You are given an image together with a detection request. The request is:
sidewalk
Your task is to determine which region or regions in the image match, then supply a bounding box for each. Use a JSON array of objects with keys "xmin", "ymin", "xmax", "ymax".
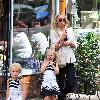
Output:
[
  {"xmin": 29, "ymin": 92, "xmax": 100, "ymax": 100},
  {"xmin": 66, "ymin": 93, "xmax": 100, "ymax": 100}
]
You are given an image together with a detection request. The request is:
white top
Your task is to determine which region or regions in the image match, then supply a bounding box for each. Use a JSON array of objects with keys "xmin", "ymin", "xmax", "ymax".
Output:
[
  {"xmin": 50, "ymin": 27, "xmax": 77, "ymax": 63},
  {"xmin": 7, "ymin": 78, "xmax": 22, "ymax": 100},
  {"xmin": 13, "ymin": 32, "xmax": 32, "ymax": 58},
  {"xmin": 41, "ymin": 64, "xmax": 60, "ymax": 92},
  {"xmin": 43, "ymin": 64, "xmax": 56, "ymax": 82}
]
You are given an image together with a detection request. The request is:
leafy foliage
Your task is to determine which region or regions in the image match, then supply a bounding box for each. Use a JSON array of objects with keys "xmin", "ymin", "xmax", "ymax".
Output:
[{"xmin": 75, "ymin": 32, "xmax": 99, "ymax": 81}]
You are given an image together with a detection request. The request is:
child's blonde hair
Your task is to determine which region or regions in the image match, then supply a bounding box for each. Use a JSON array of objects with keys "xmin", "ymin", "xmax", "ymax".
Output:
[
  {"xmin": 45, "ymin": 49, "xmax": 57, "ymax": 61},
  {"xmin": 9, "ymin": 62, "xmax": 22, "ymax": 73}
]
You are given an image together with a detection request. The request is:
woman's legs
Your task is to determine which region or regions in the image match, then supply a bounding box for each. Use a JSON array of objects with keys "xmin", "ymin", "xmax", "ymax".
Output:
[
  {"xmin": 57, "ymin": 64, "xmax": 76, "ymax": 100},
  {"xmin": 62, "ymin": 63, "xmax": 76, "ymax": 97},
  {"xmin": 56, "ymin": 67, "xmax": 66, "ymax": 100}
]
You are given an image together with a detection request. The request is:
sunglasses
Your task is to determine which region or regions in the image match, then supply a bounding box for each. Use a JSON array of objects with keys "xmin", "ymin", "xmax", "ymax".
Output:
[{"xmin": 58, "ymin": 18, "xmax": 66, "ymax": 22}]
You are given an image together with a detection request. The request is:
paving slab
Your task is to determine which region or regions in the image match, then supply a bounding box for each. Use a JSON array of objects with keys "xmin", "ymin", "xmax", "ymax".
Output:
[{"xmin": 29, "ymin": 92, "xmax": 100, "ymax": 100}]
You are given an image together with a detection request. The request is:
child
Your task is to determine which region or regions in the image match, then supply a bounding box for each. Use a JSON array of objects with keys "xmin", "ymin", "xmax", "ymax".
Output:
[
  {"xmin": 6, "ymin": 63, "xmax": 27, "ymax": 100},
  {"xmin": 40, "ymin": 49, "xmax": 60, "ymax": 100}
]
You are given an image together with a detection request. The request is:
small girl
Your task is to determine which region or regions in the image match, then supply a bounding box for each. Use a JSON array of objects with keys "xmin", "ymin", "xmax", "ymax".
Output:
[
  {"xmin": 40, "ymin": 49, "xmax": 60, "ymax": 100},
  {"xmin": 6, "ymin": 63, "xmax": 27, "ymax": 100}
]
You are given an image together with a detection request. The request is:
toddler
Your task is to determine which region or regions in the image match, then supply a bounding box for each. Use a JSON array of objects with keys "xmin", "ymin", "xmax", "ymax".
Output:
[{"xmin": 6, "ymin": 63, "xmax": 27, "ymax": 100}]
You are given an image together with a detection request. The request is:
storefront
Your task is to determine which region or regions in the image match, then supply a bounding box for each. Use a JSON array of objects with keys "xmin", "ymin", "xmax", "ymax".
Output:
[
  {"xmin": 0, "ymin": 0, "xmax": 11, "ymax": 98},
  {"xmin": 0, "ymin": 0, "xmax": 99, "ymax": 99},
  {"xmin": 0, "ymin": 0, "xmax": 49, "ymax": 98}
]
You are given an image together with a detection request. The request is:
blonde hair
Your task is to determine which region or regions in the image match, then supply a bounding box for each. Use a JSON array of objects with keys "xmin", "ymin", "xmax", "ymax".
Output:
[
  {"xmin": 9, "ymin": 62, "xmax": 22, "ymax": 73},
  {"xmin": 54, "ymin": 13, "xmax": 70, "ymax": 29},
  {"xmin": 45, "ymin": 49, "xmax": 57, "ymax": 61}
]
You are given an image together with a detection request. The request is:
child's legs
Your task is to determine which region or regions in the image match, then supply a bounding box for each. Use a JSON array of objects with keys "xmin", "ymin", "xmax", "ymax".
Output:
[
  {"xmin": 44, "ymin": 95, "xmax": 56, "ymax": 100},
  {"xmin": 44, "ymin": 96, "xmax": 50, "ymax": 100},
  {"xmin": 50, "ymin": 95, "xmax": 56, "ymax": 100},
  {"xmin": 55, "ymin": 95, "xmax": 58, "ymax": 100}
]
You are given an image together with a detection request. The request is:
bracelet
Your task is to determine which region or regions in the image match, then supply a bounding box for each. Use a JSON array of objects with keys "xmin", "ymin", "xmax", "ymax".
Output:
[
  {"xmin": 70, "ymin": 42, "xmax": 72, "ymax": 46},
  {"xmin": 62, "ymin": 42, "xmax": 64, "ymax": 45},
  {"xmin": 59, "ymin": 43, "xmax": 63, "ymax": 47},
  {"xmin": 59, "ymin": 43, "xmax": 61, "ymax": 46}
]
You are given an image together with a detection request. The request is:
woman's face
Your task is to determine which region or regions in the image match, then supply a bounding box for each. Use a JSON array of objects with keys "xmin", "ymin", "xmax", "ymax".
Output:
[{"xmin": 56, "ymin": 15, "xmax": 66, "ymax": 27}]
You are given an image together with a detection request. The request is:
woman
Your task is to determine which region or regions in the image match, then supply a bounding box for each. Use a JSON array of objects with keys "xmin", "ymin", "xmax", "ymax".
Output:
[{"xmin": 50, "ymin": 13, "xmax": 77, "ymax": 100}]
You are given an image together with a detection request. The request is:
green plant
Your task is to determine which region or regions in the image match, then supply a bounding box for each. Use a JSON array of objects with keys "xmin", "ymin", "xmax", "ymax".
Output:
[{"xmin": 75, "ymin": 32, "xmax": 99, "ymax": 94}]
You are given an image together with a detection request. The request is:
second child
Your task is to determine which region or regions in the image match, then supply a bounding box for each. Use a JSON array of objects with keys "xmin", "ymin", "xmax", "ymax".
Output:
[{"xmin": 40, "ymin": 49, "xmax": 60, "ymax": 100}]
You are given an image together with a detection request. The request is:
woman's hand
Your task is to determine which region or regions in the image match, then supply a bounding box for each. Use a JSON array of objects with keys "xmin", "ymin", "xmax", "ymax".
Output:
[
  {"xmin": 55, "ymin": 42, "xmax": 63, "ymax": 51},
  {"xmin": 63, "ymin": 41, "xmax": 75, "ymax": 47},
  {"xmin": 59, "ymin": 31, "xmax": 67, "ymax": 43}
]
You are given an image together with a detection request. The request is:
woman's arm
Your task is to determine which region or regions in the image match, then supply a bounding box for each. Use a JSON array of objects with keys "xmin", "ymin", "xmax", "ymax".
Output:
[
  {"xmin": 20, "ymin": 79, "xmax": 28, "ymax": 100},
  {"xmin": 59, "ymin": 31, "xmax": 67, "ymax": 43},
  {"xmin": 50, "ymin": 30, "xmax": 62, "ymax": 51},
  {"xmin": 6, "ymin": 80, "xmax": 9, "ymax": 100},
  {"xmin": 63, "ymin": 41, "xmax": 76, "ymax": 48},
  {"xmin": 55, "ymin": 42, "xmax": 63, "ymax": 51},
  {"xmin": 55, "ymin": 30, "xmax": 67, "ymax": 50}
]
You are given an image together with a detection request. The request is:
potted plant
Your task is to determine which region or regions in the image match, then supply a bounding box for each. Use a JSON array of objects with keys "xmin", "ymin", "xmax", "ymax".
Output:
[{"xmin": 75, "ymin": 32, "xmax": 99, "ymax": 95}]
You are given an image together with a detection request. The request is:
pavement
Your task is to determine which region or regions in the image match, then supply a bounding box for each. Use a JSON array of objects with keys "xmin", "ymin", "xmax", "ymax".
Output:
[
  {"xmin": 2, "ymin": 92, "xmax": 100, "ymax": 100},
  {"xmin": 66, "ymin": 93, "xmax": 100, "ymax": 100},
  {"xmin": 29, "ymin": 92, "xmax": 100, "ymax": 100}
]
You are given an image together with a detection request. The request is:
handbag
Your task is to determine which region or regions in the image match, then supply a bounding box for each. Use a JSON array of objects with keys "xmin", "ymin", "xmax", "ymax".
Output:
[
  {"xmin": 56, "ymin": 48, "xmax": 66, "ymax": 68},
  {"xmin": 50, "ymin": 30, "xmax": 67, "ymax": 67}
]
